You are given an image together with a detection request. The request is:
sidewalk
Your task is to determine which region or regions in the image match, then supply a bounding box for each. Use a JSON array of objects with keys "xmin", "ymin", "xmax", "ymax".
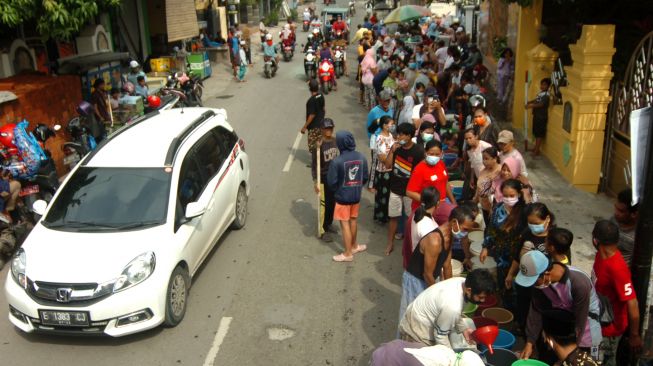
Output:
[{"xmin": 496, "ymin": 119, "xmax": 612, "ymax": 274}]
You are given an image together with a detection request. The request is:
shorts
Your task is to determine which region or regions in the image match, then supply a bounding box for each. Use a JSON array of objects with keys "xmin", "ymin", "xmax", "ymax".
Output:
[
  {"xmin": 388, "ymin": 192, "xmax": 412, "ymax": 218},
  {"xmin": 532, "ymin": 116, "xmax": 548, "ymax": 138},
  {"xmin": 334, "ymin": 202, "xmax": 360, "ymax": 221}
]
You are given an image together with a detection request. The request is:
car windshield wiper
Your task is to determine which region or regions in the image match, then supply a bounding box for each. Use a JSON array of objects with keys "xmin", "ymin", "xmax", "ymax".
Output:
[
  {"xmin": 42, "ymin": 220, "xmax": 122, "ymax": 229},
  {"xmin": 113, "ymin": 221, "xmax": 163, "ymax": 230}
]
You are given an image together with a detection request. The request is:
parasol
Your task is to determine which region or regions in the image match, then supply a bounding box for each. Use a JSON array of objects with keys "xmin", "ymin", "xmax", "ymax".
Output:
[{"xmin": 383, "ymin": 5, "xmax": 431, "ymax": 24}]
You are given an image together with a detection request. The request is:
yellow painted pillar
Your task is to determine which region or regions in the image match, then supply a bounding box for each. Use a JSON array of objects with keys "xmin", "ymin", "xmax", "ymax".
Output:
[
  {"xmin": 524, "ymin": 43, "xmax": 557, "ymax": 143},
  {"xmin": 511, "ymin": 0, "xmax": 543, "ymax": 129},
  {"xmin": 544, "ymin": 25, "xmax": 616, "ymax": 193}
]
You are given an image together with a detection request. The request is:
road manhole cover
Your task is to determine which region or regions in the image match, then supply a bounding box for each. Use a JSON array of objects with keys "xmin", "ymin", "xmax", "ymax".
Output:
[
  {"xmin": 267, "ymin": 325, "xmax": 295, "ymax": 341},
  {"xmin": 215, "ymin": 95, "xmax": 234, "ymax": 99}
]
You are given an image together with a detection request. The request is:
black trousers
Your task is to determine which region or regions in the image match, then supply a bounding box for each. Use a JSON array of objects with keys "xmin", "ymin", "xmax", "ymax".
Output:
[{"xmin": 322, "ymin": 180, "xmax": 335, "ymax": 230}]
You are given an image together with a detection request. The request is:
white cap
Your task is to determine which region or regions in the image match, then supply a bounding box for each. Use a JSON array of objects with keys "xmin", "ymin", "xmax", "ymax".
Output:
[
  {"xmin": 129, "ymin": 60, "xmax": 139, "ymax": 68},
  {"xmin": 265, "ymin": 33, "xmax": 272, "ymax": 40}
]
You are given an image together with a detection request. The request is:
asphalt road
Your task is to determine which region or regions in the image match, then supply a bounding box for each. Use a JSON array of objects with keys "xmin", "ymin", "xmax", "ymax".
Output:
[{"xmin": 0, "ymin": 2, "xmax": 401, "ymax": 365}]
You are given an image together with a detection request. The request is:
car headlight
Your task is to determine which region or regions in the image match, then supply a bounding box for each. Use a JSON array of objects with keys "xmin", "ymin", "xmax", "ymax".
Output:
[
  {"xmin": 11, "ymin": 248, "xmax": 27, "ymax": 289},
  {"xmin": 113, "ymin": 252, "xmax": 156, "ymax": 293}
]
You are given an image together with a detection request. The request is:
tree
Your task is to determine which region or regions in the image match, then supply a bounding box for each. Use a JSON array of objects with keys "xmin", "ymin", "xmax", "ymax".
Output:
[{"xmin": 0, "ymin": 0, "xmax": 121, "ymax": 40}]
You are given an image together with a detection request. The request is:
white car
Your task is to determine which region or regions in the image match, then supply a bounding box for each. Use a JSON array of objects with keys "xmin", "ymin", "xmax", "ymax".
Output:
[{"xmin": 5, "ymin": 108, "xmax": 249, "ymax": 337}]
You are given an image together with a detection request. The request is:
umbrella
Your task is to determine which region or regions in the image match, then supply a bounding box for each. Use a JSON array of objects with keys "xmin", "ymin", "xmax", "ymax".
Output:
[
  {"xmin": 383, "ymin": 5, "xmax": 431, "ymax": 24},
  {"xmin": 352, "ymin": 27, "xmax": 370, "ymax": 42}
]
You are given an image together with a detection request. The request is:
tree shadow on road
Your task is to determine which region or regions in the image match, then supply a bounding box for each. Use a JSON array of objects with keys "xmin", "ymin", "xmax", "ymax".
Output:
[{"xmin": 357, "ymin": 277, "xmax": 401, "ymax": 366}]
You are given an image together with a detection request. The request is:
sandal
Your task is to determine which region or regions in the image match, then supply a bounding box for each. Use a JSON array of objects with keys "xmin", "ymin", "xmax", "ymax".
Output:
[
  {"xmin": 352, "ymin": 244, "xmax": 367, "ymax": 254},
  {"xmin": 333, "ymin": 253, "xmax": 354, "ymax": 262}
]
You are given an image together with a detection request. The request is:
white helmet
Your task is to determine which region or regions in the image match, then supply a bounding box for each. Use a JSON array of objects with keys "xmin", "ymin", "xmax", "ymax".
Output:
[
  {"xmin": 308, "ymin": 33, "xmax": 314, "ymax": 39},
  {"xmin": 129, "ymin": 60, "xmax": 139, "ymax": 69},
  {"xmin": 313, "ymin": 28, "xmax": 319, "ymax": 34},
  {"xmin": 265, "ymin": 33, "xmax": 273, "ymax": 40}
]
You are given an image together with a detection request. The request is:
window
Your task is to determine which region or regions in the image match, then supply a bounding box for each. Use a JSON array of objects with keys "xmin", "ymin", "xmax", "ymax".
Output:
[
  {"xmin": 177, "ymin": 153, "xmax": 206, "ymax": 209},
  {"xmin": 195, "ymin": 131, "xmax": 225, "ymax": 179}
]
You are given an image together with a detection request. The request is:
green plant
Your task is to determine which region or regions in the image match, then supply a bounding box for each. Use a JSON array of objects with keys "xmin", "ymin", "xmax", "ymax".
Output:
[
  {"xmin": 264, "ymin": 11, "xmax": 279, "ymax": 26},
  {"xmin": 492, "ymin": 36, "xmax": 508, "ymax": 60},
  {"xmin": 0, "ymin": 0, "xmax": 121, "ymax": 40},
  {"xmin": 289, "ymin": 9, "xmax": 298, "ymax": 22}
]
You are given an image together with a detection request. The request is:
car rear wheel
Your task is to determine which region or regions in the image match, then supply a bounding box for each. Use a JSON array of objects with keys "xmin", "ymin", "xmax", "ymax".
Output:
[
  {"xmin": 164, "ymin": 266, "xmax": 189, "ymax": 327},
  {"xmin": 231, "ymin": 185, "xmax": 247, "ymax": 230}
]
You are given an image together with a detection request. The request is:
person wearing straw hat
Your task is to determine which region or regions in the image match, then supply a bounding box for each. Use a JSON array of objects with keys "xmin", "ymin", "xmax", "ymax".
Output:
[{"xmin": 515, "ymin": 250, "xmax": 602, "ymax": 363}]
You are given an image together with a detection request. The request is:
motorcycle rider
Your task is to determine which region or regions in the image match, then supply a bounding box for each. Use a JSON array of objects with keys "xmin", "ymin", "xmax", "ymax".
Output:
[
  {"xmin": 280, "ymin": 24, "xmax": 296, "ymax": 51},
  {"xmin": 304, "ymin": 33, "xmax": 320, "ymax": 53},
  {"xmin": 263, "ymin": 33, "xmax": 280, "ymax": 72},
  {"xmin": 126, "ymin": 60, "xmax": 146, "ymax": 86},
  {"xmin": 333, "ymin": 45, "xmax": 349, "ymax": 77},
  {"xmin": 303, "ymin": 8, "xmax": 312, "ymax": 23},
  {"xmin": 332, "ymin": 15, "xmax": 348, "ymax": 41},
  {"xmin": 318, "ymin": 41, "xmax": 337, "ymax": 91}
]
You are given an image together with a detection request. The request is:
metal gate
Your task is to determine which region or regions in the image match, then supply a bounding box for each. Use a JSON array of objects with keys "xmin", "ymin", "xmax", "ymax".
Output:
[{"xmin": 601, "ymin": 31, "xmax": 653, "ymax": 195}]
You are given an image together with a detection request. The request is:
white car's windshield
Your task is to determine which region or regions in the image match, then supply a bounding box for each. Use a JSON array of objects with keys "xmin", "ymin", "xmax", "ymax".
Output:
[{"xmin": 42, "ymin": 167, "xmax": 171, "ymax": 231}]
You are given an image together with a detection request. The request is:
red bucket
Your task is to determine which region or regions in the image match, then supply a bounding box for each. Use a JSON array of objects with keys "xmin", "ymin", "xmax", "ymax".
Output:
[
  {"xmin": 476, "ymin": 293, "xmax": 498, "ymax": 315},
  {"xmin": 473, "ymin": 316, "xmax": 498, "ymax": 328}
]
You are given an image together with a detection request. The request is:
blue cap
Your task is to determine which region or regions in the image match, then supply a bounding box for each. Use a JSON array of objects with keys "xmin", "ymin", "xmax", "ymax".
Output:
[{"xmin": 514, "ymin": 250, "xmax": 550, "ymax": 287}]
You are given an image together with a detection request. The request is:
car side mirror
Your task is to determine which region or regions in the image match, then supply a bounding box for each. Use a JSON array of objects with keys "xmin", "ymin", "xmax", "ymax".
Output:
[
  {"xmin": 33, "ymin": 200, "xmax": 48, "ymax": 216},
  {"xmin": 185, "ymin": 201, "xmax": 206, "ymax": 219}
]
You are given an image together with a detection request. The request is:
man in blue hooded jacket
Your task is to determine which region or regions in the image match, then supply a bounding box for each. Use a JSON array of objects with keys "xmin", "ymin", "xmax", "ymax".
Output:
[{"xmin": 327, "ymin": 131, "xmax": 369, "ymax": 262}]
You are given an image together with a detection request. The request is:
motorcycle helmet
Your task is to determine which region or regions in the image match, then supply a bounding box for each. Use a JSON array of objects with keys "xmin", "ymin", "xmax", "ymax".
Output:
[
  {"xmin": 265, "ymin": 33, "xmax": 273, "ymax": 40},
  {"xmin": 33, "ymin": 124, "xmax": 55, "ymax": 143},
  {"xmin": 175, "ymin": 72, "xmax": 190, "ymax": 85},
  {"xmin": 313, "ymin": 28, "xmax": 319, "ymax": 35},
  {"xmin": 469, "ymin": 94, "xmax": 486, "ymax": 109},
  {"xmin": 0, "ymin": 124, "xmax": 16, "ymax": 148},
  {"xmin": 122, "ymin": 82, "xmax": 135, "ymax": 95},
  {"xmin": 308, "ymin": 33, "xmax": 314, "ymax": 40},
  {"xmin": 76, "ymin": 100, "xmax": 94, "ymax": 116},
  {"xmin": 129, "ymin": 60, "xmax": 140, "ymax": 69},
  {"xmin": 147, "ymin": 95, "xmax": 161, "ymax": 108}
]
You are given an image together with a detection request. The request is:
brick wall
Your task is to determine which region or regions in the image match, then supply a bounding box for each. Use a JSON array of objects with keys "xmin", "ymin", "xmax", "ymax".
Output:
[{"xmin": 0, "ymin": 74, "xmax": 83, "ymax": 175}]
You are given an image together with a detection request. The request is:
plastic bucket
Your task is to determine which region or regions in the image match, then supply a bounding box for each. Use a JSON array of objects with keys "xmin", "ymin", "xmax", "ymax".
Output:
[
  {"xmin": 511, "ymin": 360, "xmax": 549, "ymax": 366},
  {"xmin": 452, "ymin": 259, "xmax": 463, "ymax": 276},
  {"xmin": 469, "ymin": 231, "xmax": 483, "ymax": 256},
  {"xmin": 476, "ymin": 294, "xmax": 498, "ymax": 315},
  {"xmin": 450, "ymin": 180, "xmax": 464, "ymax": 200},
  {"xmin": 483, "ymin": 348, "xmax": 518, "ymax": 366},
  {"xmin": 478, "ymin": 329, "xmax": 516, "ymax": 351},
  {"xmin": 482, "ymin": 308, "xmax": 514, "ymax": 328},
  {"xmin": 443, "ymin": 153, "xmax": 458, "ymax": 167},
  {"xmin": 471, "ymin": 255, "xmax": 497, "ymax": 276},
  {"xmin": 463, "ymin": 302, "xmax": 478, "ymax": 317},
  {"xmin": 473, "ymin": 316, "xmax": 498, "ymax": 328}
]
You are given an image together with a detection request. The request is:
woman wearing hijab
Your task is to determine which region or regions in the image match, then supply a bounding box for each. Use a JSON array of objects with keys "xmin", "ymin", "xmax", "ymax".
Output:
[
  {"xmin": 361, "ymin": 48, "xmax": 378, "ymax": 110},
  {"xmin": 492, "ymin": 156, "xmax": 534, "ymax": 204}
]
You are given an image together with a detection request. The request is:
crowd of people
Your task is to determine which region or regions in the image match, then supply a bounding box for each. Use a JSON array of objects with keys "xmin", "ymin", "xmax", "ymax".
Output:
[{"xmin": 298, "ymin": 10, "xmax": 644, "ymax": 366}]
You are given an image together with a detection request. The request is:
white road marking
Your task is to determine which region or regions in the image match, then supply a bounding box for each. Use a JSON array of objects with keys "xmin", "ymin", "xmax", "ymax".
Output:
[
  {"xmin": 203, "ymin": 316, "xmax": 233, "ymax": 366},
  {"xmin": 282, "ymin": 132, "xmax": 303, "ymax": 172}
]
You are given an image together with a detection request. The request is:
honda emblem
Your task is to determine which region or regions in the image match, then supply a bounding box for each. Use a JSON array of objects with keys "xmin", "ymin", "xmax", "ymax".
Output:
[{"xmin": 56, "ymin": 288, "xmax": 73, "ymax": 303}]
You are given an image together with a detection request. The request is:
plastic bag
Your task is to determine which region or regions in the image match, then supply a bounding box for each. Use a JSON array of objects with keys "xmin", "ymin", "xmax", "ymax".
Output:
[{"xmin": 6, "ymin": 121, "xmax": 46, "ymax": 179}]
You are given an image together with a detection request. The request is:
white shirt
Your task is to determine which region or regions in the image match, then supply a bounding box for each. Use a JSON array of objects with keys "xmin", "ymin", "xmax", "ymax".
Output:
[
  {"xmin": 398, "ymin": 95, "xmax": 417, "ymax": 125},
  {"xmin": 435, "ymin": 47, "xmax": 448, "ymax": 69},
  {"xmin": 443, "ymin": 55, "xmax": 455, "ymax": 70},
  {"xmin": 411, "ymin": 215, "xmax": 439, "ymax": 253},
  {"xmin": 399, "ymin": 277, "xmax": 469, "ymax": 346},
  {"xmin": 468, "ymin": 140, "xmax": 492, "ymax": 179},
  {"xmin": 499, "ymin": 148, "xmax": 528, "ymax": 177}
]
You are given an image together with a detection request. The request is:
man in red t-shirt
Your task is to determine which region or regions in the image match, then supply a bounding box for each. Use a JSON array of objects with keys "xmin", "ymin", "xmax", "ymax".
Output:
[
  {"xmin": 592, "ymin": 220, "xmax": 642, "ymax": 366},
  {"xmin": 406, "ymin": 140, "xmax": 456, "ymax": 211}
]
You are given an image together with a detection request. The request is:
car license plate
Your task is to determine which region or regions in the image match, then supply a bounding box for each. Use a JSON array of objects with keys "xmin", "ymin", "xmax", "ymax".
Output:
[
  {"xmin": 19, "ymin": 184, "xmax": 39, "ymax": 197},
  {"xmin": 39, "ymin": 310, "xmax": 90, "ymax": 327},
  {"xmin": 63, "ymin": 154, "xmax": 80, "ymax": 166}
]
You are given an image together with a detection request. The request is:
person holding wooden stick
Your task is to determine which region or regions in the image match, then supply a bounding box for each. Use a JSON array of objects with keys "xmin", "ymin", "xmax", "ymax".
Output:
[{"xmin": 312, "ymin": 118, "xmax": 339, "ymax": 242}]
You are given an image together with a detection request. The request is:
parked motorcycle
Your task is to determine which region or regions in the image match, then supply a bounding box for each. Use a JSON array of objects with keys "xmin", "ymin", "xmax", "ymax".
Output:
[
  {"xmin": 174, "ymin": 71, "xmax": 203, "ymax": 107},
  {"xmin": 334, "ymin": 47, "xmax": 345, "ymax": 78},
  {"xmin": 318, "ymin": 60, "xmax": 334, "ymax": 94},
  {"xmin": 263, "ymin": 56, "xmax": 278, "ymax": 78},
  {"xmin": 304, "ymin": 48, "xmax": 317, "ymax": 79},
  {"xmin": 348, "ymin": 0, "xmax": 356, "ymax": 16},
  {"xmin": 60, "ymin": 102, "xmax": 98, "ymax": 171},
  {"xmin": 282, "ymin": 39, "xmax": 294, "ymax": 62}
]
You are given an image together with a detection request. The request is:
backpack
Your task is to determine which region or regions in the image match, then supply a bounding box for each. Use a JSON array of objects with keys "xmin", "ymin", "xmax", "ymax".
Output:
[{"xmin": 568, "ymin": 267, "xmax": 614, "ymax": 326}]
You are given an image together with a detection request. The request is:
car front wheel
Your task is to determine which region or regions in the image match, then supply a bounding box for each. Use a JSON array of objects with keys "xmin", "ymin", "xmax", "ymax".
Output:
[
  {"xmin": 231, "ymin": 185, "xmax": 247, "ymax": 230},
  {"xmin": 164, "ymin": 266, "xmax": 189, "ymax": 327}
]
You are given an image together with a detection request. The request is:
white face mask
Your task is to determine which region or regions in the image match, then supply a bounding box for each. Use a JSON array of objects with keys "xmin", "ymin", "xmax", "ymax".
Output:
[{"xmin": 502, "ymin": 196, "xmax": 519, "ymax": 207}]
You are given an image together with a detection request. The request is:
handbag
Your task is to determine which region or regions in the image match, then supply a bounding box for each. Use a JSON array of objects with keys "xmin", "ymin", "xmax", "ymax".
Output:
[{"xmin": 595, "ymin": 293, "xmax": 615, "ymax": 326}]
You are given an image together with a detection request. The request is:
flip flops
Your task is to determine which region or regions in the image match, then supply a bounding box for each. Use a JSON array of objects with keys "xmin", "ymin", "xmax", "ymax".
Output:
[
  {"xmin": 352, "ymin": 244, "xmax": 367, "ymax": 254},
  {"xmin": 333, "ymin": 253, "xmax": 354, "ymax": 262}
]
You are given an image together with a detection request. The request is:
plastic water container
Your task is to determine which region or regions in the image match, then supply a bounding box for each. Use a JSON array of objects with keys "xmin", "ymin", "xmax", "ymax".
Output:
[
  {"xmin": 476, "ymin": 293, "xmax": 498, "ymax": 315},
  {"xmin": 462, "ymin": 302, "xmax": 478, "ymax": 317},
  {"xmin": 478, "ymin": 329, "xmax": 516, "ymax": 351},
  {"xmin": 450, "ymin": 180, "xmax": 464, "ymax": 200},
  {"xmin": 471, "ymin": 255, "xmax": 497, "ymax": 276},
  {"xmin": 469, "ymin": 231, "xmax": 483, "ymax": 256},
  {"xmin": 482, "ymin": 308, "xmax": 514, "ymax": 329},
  {"xmin": 473, "ymin": 316, "xmax": 498, "ymax": 328},
  {"xmin": 443, "ymin": 153, "xmax": 458, "ymax": 167},
  {"xmin": 483, "ymin": 348, "xmax": 518, "ymax": 366},
  {"xmin": 451, "ymin": 259, "xmax": 463, "ymax": 277}
]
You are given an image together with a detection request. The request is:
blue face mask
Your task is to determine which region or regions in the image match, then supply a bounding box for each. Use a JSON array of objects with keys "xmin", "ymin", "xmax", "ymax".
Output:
[
  {"xmin": 398, "ymin": 139, "xmax": 407, "ymax": 146},
  {"xmin": 529, "ymin": 221, "xmax": 548, "ymax": 235},
  {"xmin": 422, "ymin": 133, "xmax": 434, "ymax": 142},
  {"xmin": 408, "ymin": 62, "xmax": 417, "ymax": 69},
  {"xmin": 452, "ymin": 220, "xmax": 468, "ymax": 240},
  {"xmin": 425, "ymin": 155, "xmax": 440, "ymax": 166}
]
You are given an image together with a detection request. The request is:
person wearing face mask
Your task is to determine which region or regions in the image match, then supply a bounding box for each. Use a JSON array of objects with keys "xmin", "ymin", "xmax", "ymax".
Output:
[
  {"xmin": 506, "ymin": 202, "xmax": 556, "ymax": 332},
  {"xmin": 262, "ymin": 33, "xmax": 280, "ymax": 72},
  {"xmin": 377, "ymin": 52, "xmax": 392, "ymax": 71},
  {"xmin": 406, "ymin": 140, "xmax": 457, "ymax": 211},
  {"xmin": 463, "ymin": 128, "xmax": 492, "ymax": 199},
  {"xmin": 415, "ymin": 120, "xmax": 439, "ymax": 147},
  {"xmin": 479, "ymin": 179, "xmax": 527, "ymax": 312},
  {"xmin": 497, "ymin": 130, "xmax": 528, "ymax": 177},
  {"xmin": 492, "ymin": 156, "xmax": 534, "ymax": 204},
  {"xmin": 472, "ymin": 106, "xmax": 500, "ymax": 147},
  {"xmin": 372, "ymin": 116, "xmax": 396, "ymax": 224},
  {"xmin": 385, "ymin": 123, "xmax": 424, "ymax": 256},
  {"xmin": 398, "ymin": 82, "xmax": 425, "ymax": 125},
  {"xmin": 398, "ymin": 268, "xmax": 495, "ymax": 347},
  {"xmin": 473, "ymin": 146, "xmax": 502, "ymax": 222},
  {"xmin": 541, "ymin": 310, "xmax": 599, "ymax": 366},
  {"xmin": 516, "ymin": 250, "xmax": 603, "ymax": 363}
]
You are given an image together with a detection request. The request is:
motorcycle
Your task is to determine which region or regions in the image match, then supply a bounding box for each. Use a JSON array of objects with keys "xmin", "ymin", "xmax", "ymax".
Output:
[
  {"xmin": 282, "ymin": 39, "xmax": 294, "ymax": 62},
  {"xmin": 304, "ymin": 48, "xmax": 317, "ymax": 79},
  {"xmin": 302, "ymin": 19, "xmax": 310, "ymax": 32},
  {"xmin": 318, "ymin": 60, "xmax": 334, "ymax": 94},
  {"xmin": 263, "ymin": 55, "xmax": 278, "ymax": 78},
  {"xmin": 60, "ymin": 104, "xmax": 98, "ymax": 172},
  {"xmin": 334, "ymin": 47, "xmax": 345, "ymax": 78},
  {"xmin": 174, "ymin": 71, "xmax": 203, "ymax": 107},
  {"xmin": 348, "ymin": 0, "xmax": 356, "ymax": 16}
]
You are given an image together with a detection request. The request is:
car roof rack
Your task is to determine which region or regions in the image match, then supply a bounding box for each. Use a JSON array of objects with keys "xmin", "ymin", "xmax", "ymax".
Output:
[
  {"xmin": 164, "ymin": 110, "xmax": 216, "ymax": 166},
  {"xmin": 81, "ymin": 110, "xmax": 160, "ymax": 166}
]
